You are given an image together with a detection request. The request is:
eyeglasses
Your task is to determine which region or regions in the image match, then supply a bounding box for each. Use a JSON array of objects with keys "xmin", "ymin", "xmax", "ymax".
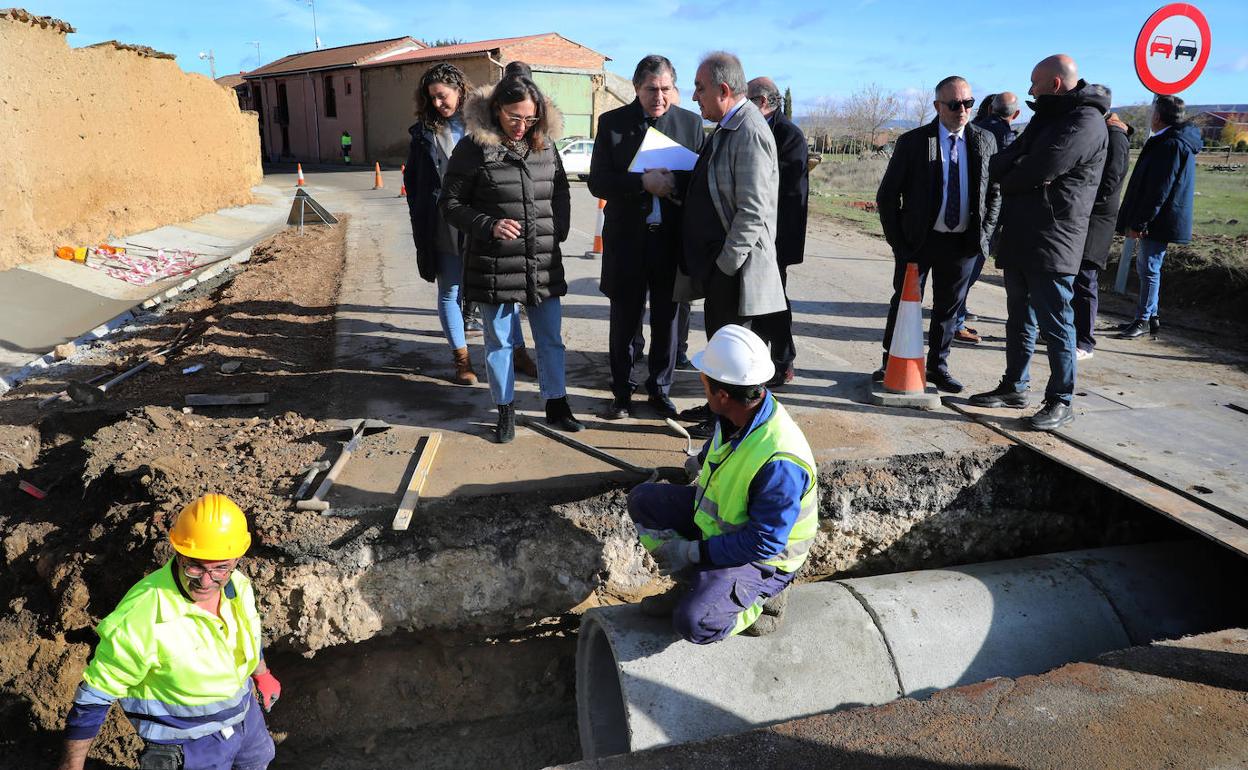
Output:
[
  {"xmin": 937, "ymin": 98, "xmax": 976, "ymax": 112},
  {"xmin": 181, "ymin": 559, "xmax": 233, "ymax": 581},
  {"xmin": 501, "ymin": 111, "xmax": 539, "ymax": 127}
]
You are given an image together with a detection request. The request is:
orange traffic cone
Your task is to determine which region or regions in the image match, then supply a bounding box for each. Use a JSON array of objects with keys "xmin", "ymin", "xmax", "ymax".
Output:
[
  {"xmin": 296, "ymin": 163, "xmax": 305, "ymax": 186},
  {"xmin": 882, "ymin": 262, "xmax": 927, "ymax": 394},
  {"xmin": 399, "ymin": 164, "xmax": 406, "ymax": 197},
  {"xmin": 584, "ymin": 198, "xmax": 605, "ymax": 258},
  {"xmin": 373, "ymin": 162, "xmax": 384, "ymax": 190}
]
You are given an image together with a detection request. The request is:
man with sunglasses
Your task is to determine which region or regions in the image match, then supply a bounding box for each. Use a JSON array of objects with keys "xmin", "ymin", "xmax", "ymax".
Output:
[
  {"xmin": 972, "ymin": 54, "xmax": 1109, "ymax": 431},
  {"xmin": 59, "ymin": 494, "xmax": 279, "ymax": 770},
  {"xmin": 875, "ymin": 75, "xmax": 1001, "ymax": 394}
]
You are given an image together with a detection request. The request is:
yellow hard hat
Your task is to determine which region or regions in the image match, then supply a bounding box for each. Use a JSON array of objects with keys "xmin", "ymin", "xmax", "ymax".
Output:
[{"xmin": 169, "ymin": 494, "xmax": 252, "ymax": 560}]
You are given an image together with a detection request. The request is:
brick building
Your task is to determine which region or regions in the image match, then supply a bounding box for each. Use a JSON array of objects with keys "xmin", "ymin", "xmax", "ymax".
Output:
[
  {"xmin": 242, "ymin": 37, "xmax": 424, "ymax": 163},
  {"xmin": 361, "ymin": 33, "xmax": 619, "ymax": 164}
]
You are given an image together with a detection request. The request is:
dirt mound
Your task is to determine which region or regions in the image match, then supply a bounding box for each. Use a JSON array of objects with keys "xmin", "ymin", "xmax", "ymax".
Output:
[{"xmin": 0, "ymin": 10, "xmax": 261, "ymax": 270}]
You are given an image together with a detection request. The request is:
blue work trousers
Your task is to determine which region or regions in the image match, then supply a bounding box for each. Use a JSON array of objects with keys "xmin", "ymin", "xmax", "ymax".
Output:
[
  {"xmin": 142, "ymin": 695, "xmax": 274, "ymax": 770},
  {"xmin": 627, "ymin": 482, "xmax": 797, "ymax": 645},
  {"xmin": 1002, "ymin": 267, "xmax": 1077, "ymax": 405}
]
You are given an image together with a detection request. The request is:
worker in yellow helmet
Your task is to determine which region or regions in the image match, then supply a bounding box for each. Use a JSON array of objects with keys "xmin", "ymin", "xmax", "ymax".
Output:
[{"xmin": 58, "ymin": 494, "xmax": 279, "ymax": 770}]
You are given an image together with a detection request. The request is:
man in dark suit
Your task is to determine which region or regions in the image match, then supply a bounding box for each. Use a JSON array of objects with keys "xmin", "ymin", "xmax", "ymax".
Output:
[
  {"xmin": 747, "ymin": 76, "xmax": 809, "ymax": 387},
  {"xmin": 874, "ymin": 75, "xmax": 1000, "ymax": 393},
  {"xmin": 589, "ymin": 55, "xmax": 705, "ymax": 419}
]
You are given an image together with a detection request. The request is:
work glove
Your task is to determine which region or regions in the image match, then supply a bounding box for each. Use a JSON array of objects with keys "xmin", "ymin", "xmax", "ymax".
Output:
[
  {"xmin": 651, "ymin": 538, "xmax": 700, "ymax": 576},
  {"xmin": 252, "ymin": 670, "xmax": 281, "ymax": 712}
]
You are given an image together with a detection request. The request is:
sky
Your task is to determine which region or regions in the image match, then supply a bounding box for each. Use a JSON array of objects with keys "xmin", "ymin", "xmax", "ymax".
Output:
[{"xmin": 31, "ymin": 0, "xmax": 1248, "ymax": 117}]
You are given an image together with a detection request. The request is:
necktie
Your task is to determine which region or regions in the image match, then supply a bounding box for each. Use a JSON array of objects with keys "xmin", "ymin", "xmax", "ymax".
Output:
[{"xmin": 944, "ymin": 134, "xmax": 961, "ymax": 230}]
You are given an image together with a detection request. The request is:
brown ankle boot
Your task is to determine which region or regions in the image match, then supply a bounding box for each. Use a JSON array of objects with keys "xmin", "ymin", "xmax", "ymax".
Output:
[
  {"xmin": 452, "ymin": 347, "xmax": 478, "ymax": 385},
  {"xmin": 514, "ymin": 347, "xmax": 538, "ymax": 378}
]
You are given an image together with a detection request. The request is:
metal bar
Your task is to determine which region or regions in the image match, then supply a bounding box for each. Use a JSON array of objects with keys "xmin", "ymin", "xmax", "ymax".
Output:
[
  {"xmin": 945, "ymin": 402, "xmax": 1248, "ymax": 558},
  {"xmin": 522, "ymin": 417, "xmax": 658, "ymax": 481}
]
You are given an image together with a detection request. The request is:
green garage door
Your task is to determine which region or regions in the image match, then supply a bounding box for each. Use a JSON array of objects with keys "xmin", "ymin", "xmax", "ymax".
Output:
[{"xmin": 533, "ymin": 72, "xmax": 593, "ymax": 139}]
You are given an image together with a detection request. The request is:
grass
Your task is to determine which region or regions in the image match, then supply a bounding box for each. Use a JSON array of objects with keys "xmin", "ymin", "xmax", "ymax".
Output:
[{"xmin": 807, "ymin": 155, "xmax": 888, "ymax": 237}]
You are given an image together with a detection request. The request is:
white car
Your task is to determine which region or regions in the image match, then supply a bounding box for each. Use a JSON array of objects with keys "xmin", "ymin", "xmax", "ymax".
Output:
[{"xmin": 559, "ymin": 138, "xmax": 593, "ymax": 180}]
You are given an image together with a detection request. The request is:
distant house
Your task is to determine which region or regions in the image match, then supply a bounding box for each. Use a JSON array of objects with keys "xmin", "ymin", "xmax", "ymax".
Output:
[
  {"xmin": 215, "ymin": 73, "xmax": 252, "ymax": 111},
  {"xmin": 1191, "ymin": 108, "xmax": 1248, "ymax": 144},
  {"xmin": 360, "ymin": 33, "xmax": 617, "ymax": 164},
  {"xmin": 243, "ymin": 37, "xmax": 425, "ymax": 163}
]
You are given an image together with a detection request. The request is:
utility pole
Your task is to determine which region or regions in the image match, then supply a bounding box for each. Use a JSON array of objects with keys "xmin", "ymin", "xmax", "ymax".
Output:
[
  {"xmin": 299, "ymin": 0, "xmax": 321, "ymax": 50},
  {"xmin": 248, "ymin": 41, "xmax": 262, "ymax": 68},
  {"xmin": 198, "ymin": 49, "xmax": 216, "ymax": 80}
]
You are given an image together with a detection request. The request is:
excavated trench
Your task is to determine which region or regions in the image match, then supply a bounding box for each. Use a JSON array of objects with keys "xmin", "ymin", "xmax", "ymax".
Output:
[
  {"xmin": 0, "ymin": 412, "xmax": 1205, "ymax": 768},
  {"xmin": 251, "ymin": 442, "xmax": 1194, "ymax": 770}
]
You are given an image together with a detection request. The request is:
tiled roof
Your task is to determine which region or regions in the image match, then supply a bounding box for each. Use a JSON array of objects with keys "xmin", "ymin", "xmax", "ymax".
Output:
[
  {"xmin": 363, "ymin": 33, "xmax": 607, "ymax": 67},
  {"xmin": 246, "ymin": 37, "xmax": 422, "ymax": 78},
  {"xmin": 215, "ymin": 73, "xmax": 247, "ymax": 89}
]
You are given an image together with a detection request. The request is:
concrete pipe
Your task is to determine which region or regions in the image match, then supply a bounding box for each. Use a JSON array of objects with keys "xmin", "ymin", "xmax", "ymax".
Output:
[{"xmin": 576, "ymin": 541, "xmax": 1247, "ymax": 759}]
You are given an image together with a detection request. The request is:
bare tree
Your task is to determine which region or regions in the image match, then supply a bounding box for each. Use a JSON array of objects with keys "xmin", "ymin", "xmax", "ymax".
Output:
[
  {"xmin": 904, "ymin": 86, "xmax": 931, "ymax": 128},
  {"xmin": 801, "ymin": 97, "xmax": 842, "ymax": 154},
  {"xmin": 1115, "ymin": 102, "xmax": 1153, "ymax": 148},
  {"xmin": 843, "ymin": 82, "xmax": 902, "ymax": 152}
]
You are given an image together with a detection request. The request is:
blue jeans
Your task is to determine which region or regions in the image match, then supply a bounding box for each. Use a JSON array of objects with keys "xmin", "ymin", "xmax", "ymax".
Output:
[
  {"xmin": 627, "ymin": 482, "xmax": 797, "ymax": 645},
  {"xmin": 1134, "ymin": 238, "xmax": 1166, "ymax": 321},
  {"xmin": 1002, "ymin": 268, "xmax": 1076, "ymax": 405},
  {"xmin": 435, "ymin": 252, "xmax": 466, "ymax": 350},
  {"xmin": 480, "ymin": 298, "xmax": 566, "ymax": 405}
]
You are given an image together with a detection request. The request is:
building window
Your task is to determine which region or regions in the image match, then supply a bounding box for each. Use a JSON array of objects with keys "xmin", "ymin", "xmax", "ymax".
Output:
[
  {"xmin": 325, "ymin": 75, "xmax": 337, "ymax": 118},
  {"xmin": 345, "ymin": 79, "xmax": 352, "ymax": 95}
]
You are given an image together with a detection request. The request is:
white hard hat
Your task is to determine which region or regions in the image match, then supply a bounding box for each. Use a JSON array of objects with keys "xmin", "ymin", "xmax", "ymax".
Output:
[{"xmin": 691, "ymin": 325, "xmax": 775, "ymax": 386}]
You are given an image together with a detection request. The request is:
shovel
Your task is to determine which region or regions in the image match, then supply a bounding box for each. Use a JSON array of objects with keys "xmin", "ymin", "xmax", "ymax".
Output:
[
  {"xmin": 67, "ymin": 322, "xmax": 194, "ymax": 406},
  {"xmin": 296, "ymin": 419, "xmax": 392, "ymax": 513}
]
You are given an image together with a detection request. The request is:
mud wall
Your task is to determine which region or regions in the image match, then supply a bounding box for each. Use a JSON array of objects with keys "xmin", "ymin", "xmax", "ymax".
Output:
[{"xmin": 0, "ymin": 10, "xmax": 262, "ymax": 270}]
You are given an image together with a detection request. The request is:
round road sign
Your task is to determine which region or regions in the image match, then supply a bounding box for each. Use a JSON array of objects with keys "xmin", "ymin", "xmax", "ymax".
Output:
[{"xmin": 1134, "ymin": 3, "xmax": 1212, "ymax": 95}]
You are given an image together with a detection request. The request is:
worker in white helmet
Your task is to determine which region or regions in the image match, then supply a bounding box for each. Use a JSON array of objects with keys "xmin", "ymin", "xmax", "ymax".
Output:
[{"xmin": 628, "ymin": 324, "xmax": 818, "ymax": 642}]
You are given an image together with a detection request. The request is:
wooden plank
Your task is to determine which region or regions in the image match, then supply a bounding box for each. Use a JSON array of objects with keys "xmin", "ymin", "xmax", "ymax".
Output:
[
  {"xmin": 946, "ymin": 402, "xmax": 1248, "ymax": 559},
  {"xmin": 391, "ymin": 432, "xmax": 443, "ymax": 532},
  {"xmin": 185, "ymin": 392, "xmax": 271, "ymax": 406}
]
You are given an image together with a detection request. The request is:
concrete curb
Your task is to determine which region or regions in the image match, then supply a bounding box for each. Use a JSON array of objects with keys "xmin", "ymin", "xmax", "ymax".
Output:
[{"xmin": 0, "ymin": 247, "xmax": 255, "ymax": 395}]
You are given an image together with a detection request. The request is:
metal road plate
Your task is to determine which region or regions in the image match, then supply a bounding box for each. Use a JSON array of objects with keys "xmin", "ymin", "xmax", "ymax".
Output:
[
  {"xmin": 1081, "ymin": 381, "xmax": 1231, "ymax": 410},
  {"xmin": 1060, "ymin": 402, "xmax": 1247, "ymax": 525}
]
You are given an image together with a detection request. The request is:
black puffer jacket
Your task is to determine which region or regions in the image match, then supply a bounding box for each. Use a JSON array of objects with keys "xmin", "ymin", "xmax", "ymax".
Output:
[
  {"xmin": 404, "ymin": 118, "xmax": 462, "ymax": 282},
  {"xmin": 439, "ymin": 87, "xmax": 570, "ymax": 306},
  {"xmin": 990, "ymin": 81, "xmax": 1110, "ymax": 275},
  {"xmin": 1081, "ymin": 120, "xmax": 1132, "ymax": 268}
]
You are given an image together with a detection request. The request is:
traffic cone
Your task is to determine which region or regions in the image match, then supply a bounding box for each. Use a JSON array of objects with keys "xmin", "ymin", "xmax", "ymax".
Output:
[
  {"xmin": 373, "ymin": 162, "xmax": 384, "ymax": 190},
  {"xmin": 399, "ymin": 164, "xmax": 407, "ymax": 197},
  {"xmin": 584, "ymin": 198, "xmax": 605, "ymax": 258},
  {"xmin": 882, "ymin": 263, "xmax": 927, "ymax": 394},
  {"xmin": 296, "ymin": 163, "xmax": 305, "ymax": 187}
]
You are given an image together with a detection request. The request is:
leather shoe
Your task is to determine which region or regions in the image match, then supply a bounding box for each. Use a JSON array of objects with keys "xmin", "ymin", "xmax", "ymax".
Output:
[
  {"xmin": 678, "ymin": 403, "xmax": 712, "ymax": 422},
  {"xmin": 1118, "ymin": 320, "xmax": 1149, "ymax": 339},
  {"xmin": 687, "ymin": 418, "xmax": 717, "ymax": 440},
  {"xmin": 601, "ymin": 396, "xmax": 632, "ymax": 420},
  {"xmin": 969, "ymin": 382, "xmax": 1029, "ymax": 409},
  {"xmin": 926, "ymin": 369, "xmax": 964, "ymax": 394},
  {"xmin": 953, "ymin": 328, "xmax": 980, "ymax": 345},
  {"xmin": 766, "ymin": 365, "xmax": 794, "ymax": 388},
  {"xmin": 1149, "ymin": 317, "xmax": 1161, "ymax": 337},
  {"xmin": 1030, "ymin": 400, "xmax": 1074, "ymax": 431},
  {"xmin": 646, "ymin": 393, "xmax": 678, "ymax": 418},
  {"xmin": 674, "ymin": 354, "xmax": 696, "ymax": 371}
]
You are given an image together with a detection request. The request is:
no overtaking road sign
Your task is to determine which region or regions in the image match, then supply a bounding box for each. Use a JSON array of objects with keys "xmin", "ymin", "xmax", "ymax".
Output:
[{"xmin": 1135, "ymin": 3, "xmax": 1212, "ymax": 95}]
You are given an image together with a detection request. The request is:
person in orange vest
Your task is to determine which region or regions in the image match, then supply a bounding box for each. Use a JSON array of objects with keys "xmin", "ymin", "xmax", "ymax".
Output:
[{"xmin": 58, "ymin": 494, "xmax": 279, "ymax": 770}]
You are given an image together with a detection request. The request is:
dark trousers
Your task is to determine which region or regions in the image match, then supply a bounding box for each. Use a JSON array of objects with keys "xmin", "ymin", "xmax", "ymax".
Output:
[
  {"xmin": 703, "ymin": 266, "xmax": 749, "ymax": 338},
  {"xmin": 1072, "ymin": 260, "xmax": 1100, "ymax": 352},
  {"xmin": 676, "ymin": 302, "xmax": 691, "ymax": 359},
  {"xmin": 881, "ymin": 232, "xmax": 976, "ymax": 374},
  {"xmin": 752, "ymin": 265, "xmax": 796, "ymax": 369},
  {"xmin": 627, "ymin": 482, "xmax": 797, "ymax": 645},
  {"xmin": 608, "ymin": 231, "xmax": 679, "ymax": 399}
]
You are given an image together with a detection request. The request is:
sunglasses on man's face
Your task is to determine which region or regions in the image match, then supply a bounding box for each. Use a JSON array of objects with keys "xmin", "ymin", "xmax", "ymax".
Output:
[{"xmin": 937, "ymin": 98, "xmax": 976, "ymax": 112}]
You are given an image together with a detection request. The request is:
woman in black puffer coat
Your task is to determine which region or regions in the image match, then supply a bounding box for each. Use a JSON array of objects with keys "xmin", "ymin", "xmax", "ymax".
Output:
[{"xmin": 440, "ymin": 72, "xmax": 582, "ymax": 443}]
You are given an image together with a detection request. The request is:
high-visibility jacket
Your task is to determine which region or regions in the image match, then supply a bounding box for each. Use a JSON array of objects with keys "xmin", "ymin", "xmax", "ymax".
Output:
[
  {"xmin": 692, "ymin": 397, "xmax": 818, "ymax": 572},
  {"xmin": 67, "ymin": 560, "xmax": 263, "ymax": 743},
  {"xmin": 341, "ymin": 135, "xmax": 352, "ymax": 147}
]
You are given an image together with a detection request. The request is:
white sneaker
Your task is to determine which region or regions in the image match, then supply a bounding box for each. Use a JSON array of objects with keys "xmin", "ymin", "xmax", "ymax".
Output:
[{"xmin": 1075, "ymin": 348, "xmax": 1094, "ymax": 361}]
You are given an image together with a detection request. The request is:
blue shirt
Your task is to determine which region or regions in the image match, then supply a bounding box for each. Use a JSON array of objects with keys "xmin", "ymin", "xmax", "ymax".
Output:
[{"xmin": 698, "ymin": 393, "xmax": 811, "ymax": 567}]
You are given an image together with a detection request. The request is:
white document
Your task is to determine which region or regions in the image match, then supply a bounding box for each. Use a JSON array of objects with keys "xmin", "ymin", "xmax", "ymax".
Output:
[{"xmin": 627, "ymin": 126, "xmax": 699, "ymax": 172}]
